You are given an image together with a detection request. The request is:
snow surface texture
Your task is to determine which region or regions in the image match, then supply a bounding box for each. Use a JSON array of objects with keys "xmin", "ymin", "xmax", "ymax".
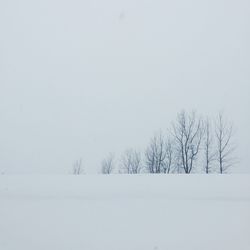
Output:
[{"xmin": 0, "ymin": 175, "xmax": 250, "ymax": 250}]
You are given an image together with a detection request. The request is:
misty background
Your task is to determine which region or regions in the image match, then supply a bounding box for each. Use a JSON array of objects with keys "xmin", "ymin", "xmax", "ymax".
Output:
[{"xmin": 0, "ymin": 0, "xmax": 249, "ymax": 174}]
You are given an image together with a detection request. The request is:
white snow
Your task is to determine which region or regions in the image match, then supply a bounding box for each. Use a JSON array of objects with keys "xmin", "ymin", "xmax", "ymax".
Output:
[{"xmin": 0, "ymin": 175, "xmax": 250, "ymax": 250}]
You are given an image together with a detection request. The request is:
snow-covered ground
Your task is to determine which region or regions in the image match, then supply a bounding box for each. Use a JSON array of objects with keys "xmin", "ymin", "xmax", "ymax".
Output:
[{"xmin": 0, "ymin": 175, "xmax": 250, "ymax": 250}]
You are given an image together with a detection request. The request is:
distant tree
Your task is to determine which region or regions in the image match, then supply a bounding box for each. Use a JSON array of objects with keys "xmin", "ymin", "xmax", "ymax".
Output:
[
  {"xmin": 120, "ymin": 149, "xmax": 142, "ymax": 174},
  {"xmin": 215, "ymin": 113, "xmax": 236, "ymax": 173},
  {"xmin": 203, "ymin": 118, "xmax": 215, "ymax": 174},
  {"xmin": 145, "ymin": 132, "xmax": 167, "ymax": 173},
  {"xmin": 72, "ymin": 158, "xmax": 84, "ymax": 175},
  {"xmin": 101, "ymin": 153, "xmax": 115, "ymax": 174},
  {"xmin": 171, "ymin": 111, "xmax": 204, "ymax": 174},
  {"xmin": 162, "ymin": 136, "xmax": 174, "ymax": 174}
]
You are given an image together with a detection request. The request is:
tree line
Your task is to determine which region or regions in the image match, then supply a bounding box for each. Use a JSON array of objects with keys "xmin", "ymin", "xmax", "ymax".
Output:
[{"xmin": 73, "ymin": 110, "xmax": 237, "ymax": 175}]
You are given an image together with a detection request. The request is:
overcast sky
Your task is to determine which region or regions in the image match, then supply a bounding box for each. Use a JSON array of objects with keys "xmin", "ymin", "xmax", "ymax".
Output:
[{"xmin": 0, "ymin": 0, "xmax": 249, "ymax": 174}]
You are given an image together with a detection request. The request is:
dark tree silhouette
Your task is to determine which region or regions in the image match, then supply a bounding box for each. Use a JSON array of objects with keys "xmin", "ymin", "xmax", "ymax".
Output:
[{"xmin": 172, "ymin": 111, "xmax": 204, "ymax": 174}]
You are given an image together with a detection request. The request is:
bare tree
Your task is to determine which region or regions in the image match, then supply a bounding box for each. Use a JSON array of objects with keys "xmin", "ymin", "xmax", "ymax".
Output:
[
  {"xmin": 171, "ymin": 111, "xmax": 204, "ymax": 174},
  {"xmin": 72, "ymin": 158, "xmax": 84, "ymax": 175},
  {"xmin": 215, "ymin": 113, "xmax": 235, "ymax": 173},
  {"xmin": 162, "ymin": 137, "xmax": 173, "ymax": 174},
  {"xmin": 120, "ymin": 149, "xmax": 142, "ymax": 174},
  {"xmin": 203, "ymin": 118, "xmax": 215, "ymax": 174},
  {"xmin": 101, "ymin": 153, "xmax": 115, "ymax": 174},
  {"xmin": 145, "ymin": 132, "xmax": 167, "ymax": 173}
]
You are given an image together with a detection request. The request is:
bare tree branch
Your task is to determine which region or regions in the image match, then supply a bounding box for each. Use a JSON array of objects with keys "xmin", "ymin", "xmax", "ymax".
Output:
[
  {"xmin": 120, "ymin": 149, "xmax": 142, "ymax": 174},
  {"xmin": 172, "ymin": 111, "xmax": 204, "ymax": 174},
  {"xmin": 145, "ymin": 132, "xmax": 168, "ymax": 173},
  {"xmin": 163, "ymin": 136, "xmax": 174, "ymax": 174},
  {"xmin": 101, "ymin": 153, "xmax": 115, "ymax": 174},
  {"xmin": 215, "ymin": 112, "xmax": 236, "ymax": 173},
  {"xmin": 203, "ymin": 118, "xmax": 216, "ymax": 173}
]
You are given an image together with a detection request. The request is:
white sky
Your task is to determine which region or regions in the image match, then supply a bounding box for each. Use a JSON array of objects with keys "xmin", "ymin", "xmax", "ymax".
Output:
[{"xmin": 0, "ymin": 0, "xmax": 249, "ymax": 174}]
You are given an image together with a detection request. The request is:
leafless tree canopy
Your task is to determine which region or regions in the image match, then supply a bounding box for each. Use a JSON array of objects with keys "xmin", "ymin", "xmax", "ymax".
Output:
[
  {"xmin": 98, "ymin": 110, "xmax": 237, "ymax": 175},
  {"xmin": 145, "ymin": 132, "xmax": 171, "ymax": 174},
  {"xmin": 101, "ymin": 153, "xmax": 115, "ymax": 174},
  {"xmin": 203, "ymin": 118, "xmax": 215, "ymax": 174},
  {"xmin": 163, "ymin": 138, "xmax": 173, "ymax": 174},
  {"xmin": 171, "ymin": 111, "xmax": 204, "ymax": 174},
  {"xmin": 120, "ymin": 149, "xmax": 142, "ymax": 174},
  {"xmin": 215, "ymin": 113, "xmax": 235, "ymax": 173},
  {"xmin": 72, "ymin": 159, "xmax": 84, "ymax": 175}
]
